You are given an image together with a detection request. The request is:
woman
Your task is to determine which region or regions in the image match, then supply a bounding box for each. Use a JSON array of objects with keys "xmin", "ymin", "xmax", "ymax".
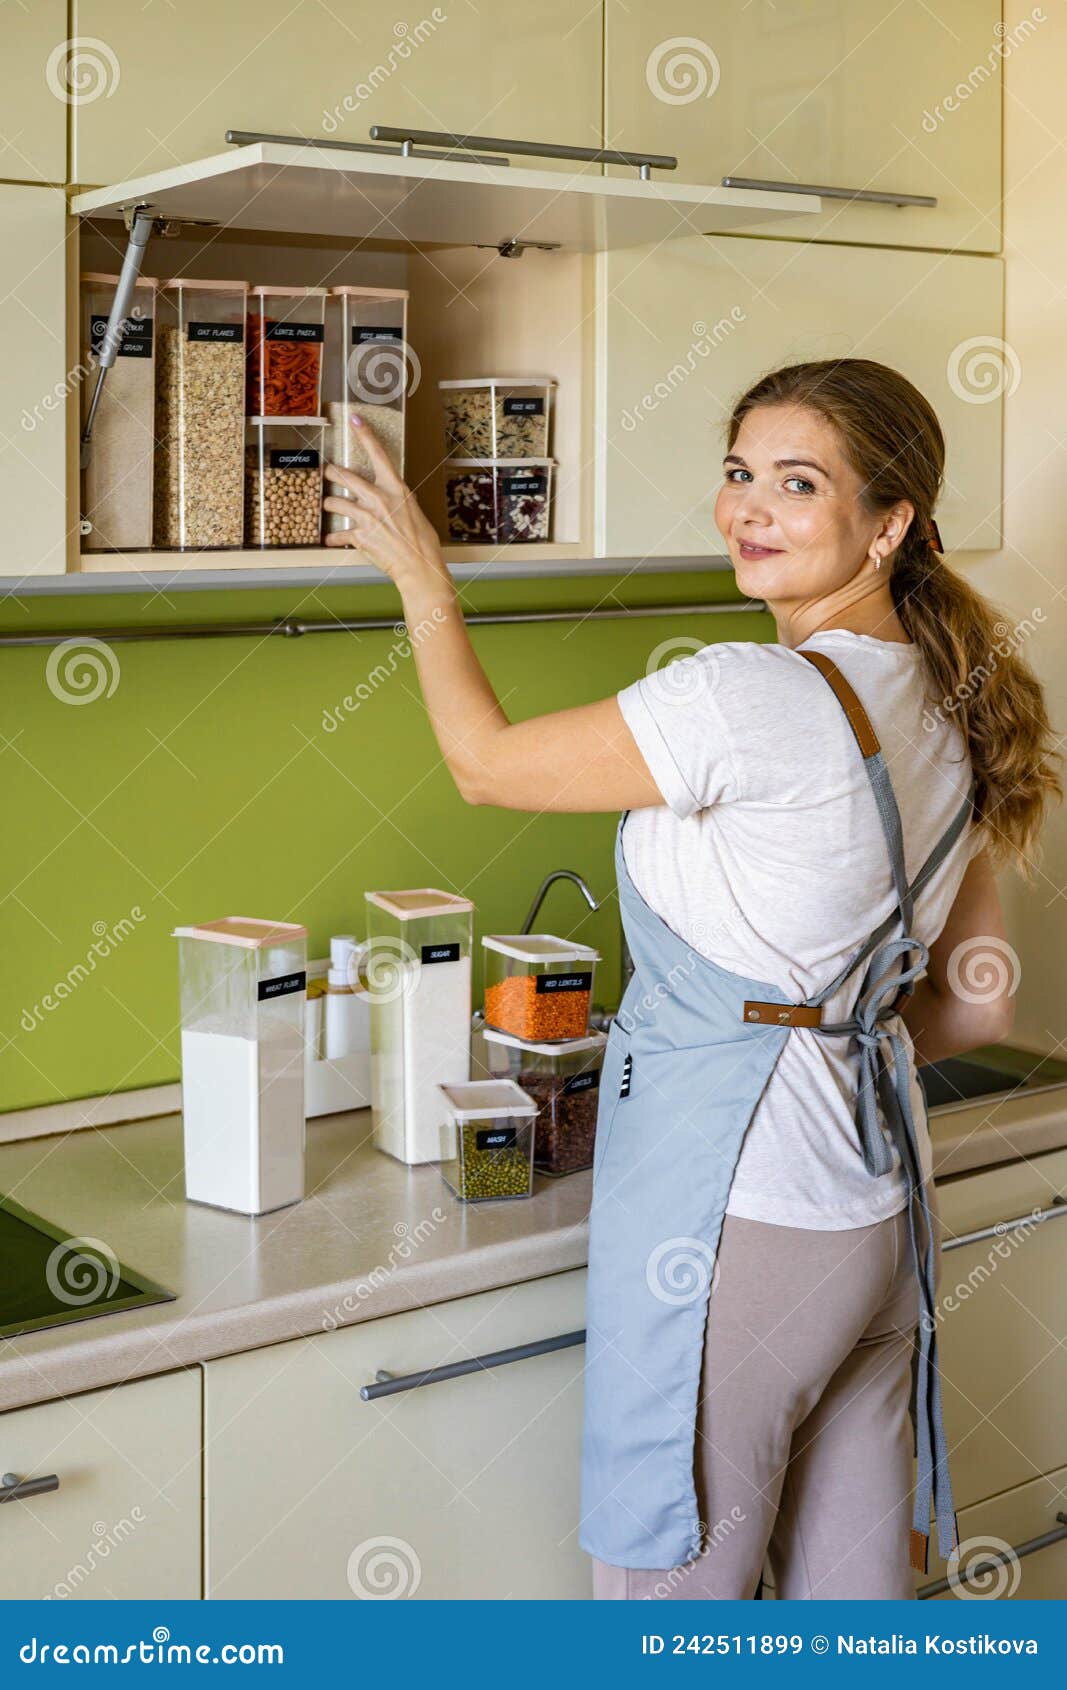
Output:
[{"xmin": 324, "ymin": 358, "xmax": 1060, "ymax": 1601}]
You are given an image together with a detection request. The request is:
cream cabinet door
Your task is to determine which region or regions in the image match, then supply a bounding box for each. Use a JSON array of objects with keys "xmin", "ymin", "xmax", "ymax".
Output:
[
  {"xmin": 604, "ymin": 0, "xmax": 1002, "ymax": 253},
  {"xmin": 934, "ymin": 1147, "xmax": 1067, "ymax": 1513},
  {"xmin": 205, "ymin": 1270, "xmax": 590, "ymax": 1599},
  {"xmin": 72, "ymin": 3, "xmax": 602, "ymax": 185},
  {"xmin": 0, "ymin": 2, "xmax": 67, "ymax": 182},
  {"xmin": 0, "ymin": 185, "xmax": 72, "ymax": 578},
  {"xmin": 917, "ymin": 1460, "xmax": 1067, "ymax": 1600},
  {"xmin": 0, "ymin": 1370, "xmax": 201, "ymax": 1599},
  {"xmin": 596, "ymin": 235, "xmax": 1003, "ymax": 558}
]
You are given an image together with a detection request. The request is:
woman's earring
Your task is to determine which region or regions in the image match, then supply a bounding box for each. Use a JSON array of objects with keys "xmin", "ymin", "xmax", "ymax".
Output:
[{"xmin": 870, "ymin": 550, "xmax": 882, "ymax": 570}]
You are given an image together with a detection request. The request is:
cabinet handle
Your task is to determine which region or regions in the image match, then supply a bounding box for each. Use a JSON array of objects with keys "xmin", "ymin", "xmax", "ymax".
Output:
[
  {"xmin": 721, "ymin": 175, "xmax": 937, "ymax": 209},
  {"xmin": 0, "ymin": 1471, "xmax": 60, "ymax": 1503},
  {"xmin": 369, "ymin": 127, "xmax": 676, "ymax": 180},
  {"xmin": 360, "ymin": 1329, "xmax": 586, "ymax": 1400},
  {"xmin": 942, "ymin": 1198, "xmax": 1067, "ymax": 1252},
  {"xmin": 917, "ymin": 1511, "xmax": 1067, "ymax": 1598}
]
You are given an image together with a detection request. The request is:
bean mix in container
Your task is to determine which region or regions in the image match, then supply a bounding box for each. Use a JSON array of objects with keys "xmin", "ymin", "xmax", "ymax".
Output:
[
  {"xmin": 444, "ymin": 460, "xmax": 554, "ymax": 545},
  {"xmin": 482, "ymin": 934, "xmax": 600, "ymax": 1043},
  {"xmin": 153, "ymin": 279, "xmax": 247, "ymax": 549}
]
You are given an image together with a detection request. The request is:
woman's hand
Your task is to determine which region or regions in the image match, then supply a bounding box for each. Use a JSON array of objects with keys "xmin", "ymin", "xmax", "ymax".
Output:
[{"xmin": 323, "ymin": 414, "xmax": 449, "ymax": 595}]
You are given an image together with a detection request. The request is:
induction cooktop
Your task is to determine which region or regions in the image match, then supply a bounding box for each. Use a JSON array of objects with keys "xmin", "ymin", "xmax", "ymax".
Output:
[{"xmin": 0, "ymin": 1195, "xmax": 173, "ymax": 1341}]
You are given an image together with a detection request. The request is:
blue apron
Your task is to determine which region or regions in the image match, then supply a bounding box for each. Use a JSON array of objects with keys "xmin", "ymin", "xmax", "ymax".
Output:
[{"xmin": 579, "ymin": 649, "xmax": 975, "ymax": 1577}]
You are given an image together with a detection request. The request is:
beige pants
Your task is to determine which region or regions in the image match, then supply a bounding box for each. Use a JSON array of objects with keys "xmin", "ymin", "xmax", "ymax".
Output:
[{"xmin": 591, "ymin": 1195, "xmax": 942, "ymax": 1601}]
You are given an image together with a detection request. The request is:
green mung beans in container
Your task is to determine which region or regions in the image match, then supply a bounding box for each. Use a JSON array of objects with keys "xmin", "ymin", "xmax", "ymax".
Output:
[{"xmin": 438, "ymin": 1079, "xmax": 537, "ymax": 1203}]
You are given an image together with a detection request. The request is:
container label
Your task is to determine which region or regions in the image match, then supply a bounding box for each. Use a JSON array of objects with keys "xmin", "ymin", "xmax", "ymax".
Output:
[
  {"xmin": 502, "ymin": 397, "xmax": 544, "ymax": 416},
  {"xmin": 89, "ymin": 313, "xmax": 154, "ymax": 359},
  {"xmin": 187, "ymin": 321, "xmax": 244, "ymax": 343},
  {"xmin": 258, "ymin": 971, "xmax": 307, "ymax": 1002},
  {"xmin": 563, "ymin": 1070, "xmax": 600, "ymax": 1096},
  {"xmin": 353, "ymin": 326, "xmax": 403, "ymax": 344},
  {"xmin": 535, "ymin": 971, "xmax": 592, "ymax": 994},
  {"xmin": 269, "ymin": 448, "xmax": 319, "ymax": 470},
  {"xmin": 503, "ymin": 476, "xmax": 546, "ymax": 496},
  {"xmin": 476, "ymin": 1127, "xmax": 517, "ymax": 1150},
  {"xmin": 421, "ymin": 942, "xmax": 461, "ymax": 964},
  {"xmin": 265, "ymin": 321, "xmax": 325, "ymax": 342}
]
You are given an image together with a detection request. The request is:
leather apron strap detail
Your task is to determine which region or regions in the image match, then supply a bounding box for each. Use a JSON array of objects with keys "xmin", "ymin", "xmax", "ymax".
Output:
[
  {"xmin": 743, "ymin": 1000, "xmax": 823, "ymax": 1027},
  {"xmin": 797, "ymin": 647, "xmax": 882, "ymax": 757}
]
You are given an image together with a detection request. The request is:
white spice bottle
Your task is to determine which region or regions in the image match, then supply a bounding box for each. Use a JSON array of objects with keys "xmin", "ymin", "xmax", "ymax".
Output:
[{"xmin": 363, "ymin": 888, "xmax": 474, "ymax": 1164}]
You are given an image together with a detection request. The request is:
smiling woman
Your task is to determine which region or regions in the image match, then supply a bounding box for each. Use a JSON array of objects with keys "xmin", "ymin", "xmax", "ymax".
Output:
[{"xmin": 322, "ymin": 361, "xmax": 1061, "ymax": 1601}]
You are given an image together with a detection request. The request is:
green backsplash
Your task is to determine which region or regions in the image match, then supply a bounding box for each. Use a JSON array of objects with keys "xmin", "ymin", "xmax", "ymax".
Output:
[{"xmin": 2, "ymin": 571, "xmax": 772, "ymax": 1113}]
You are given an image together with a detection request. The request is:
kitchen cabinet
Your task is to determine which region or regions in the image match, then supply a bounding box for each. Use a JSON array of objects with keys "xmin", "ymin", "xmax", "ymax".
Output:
[
  {"xmin": 934, "ymin": 1146, "xmax": 1067, "ymax": 1512},
  {"xmin": 0, "ymin": 2, "xmax": 67, "ymax": 183},
  {"xmin": 917, "ymin": 1461, "xmax": 1067, "ymax": 1600},
  {"xmin": 0, "ymin": 1369, "xmax": 201, "ymax": 1599},
  {"xmin": 204, "ymin": 1268, "xmax": 590, "ymax": 1599},
  {"xmin": 604, "ymin": 0, "xmax": 1002, "ymax": 253},
  {"xmin": 0, "ymin": 186, "xmax": 73, "ymax": 580},
  {"xmin": 71, "ymin": 1, "xmax": 603, "ymax": 186},
  {"xmin": 596, "ymin": 234, "xmax": 1003, "ymax": 558}
]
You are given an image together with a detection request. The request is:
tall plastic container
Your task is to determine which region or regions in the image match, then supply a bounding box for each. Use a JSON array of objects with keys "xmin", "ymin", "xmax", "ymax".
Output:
[
  {"xmin": 173, "ymin": 916, "xmax": 308, "ymax": 1214},
  {"xmin": 246, "ymin": 285, "xmax": 327, "ymax": 417},
  {"xmin": 154, "ymin": 279, "xmax": 247, "ymax": 549},
  {"xmin": 244, "ymin": 420, "xmax": 325, "ymax": 547},
  {"xmin": 363, "ymin": 888, "xmax": 473, "ymax": 1164},
  {"xmin": 323, "ymin": 286, "xmax": 409, "ymax": 533},
  {"xmin": 80, "ymin": 272, "xmax": 157, "ymax": 551}
]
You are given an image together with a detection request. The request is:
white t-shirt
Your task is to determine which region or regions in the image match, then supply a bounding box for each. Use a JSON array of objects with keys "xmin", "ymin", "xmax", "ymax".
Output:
[{"xmin": 616, "ymin": 628, "xmax": 982, "ymax": 1230}]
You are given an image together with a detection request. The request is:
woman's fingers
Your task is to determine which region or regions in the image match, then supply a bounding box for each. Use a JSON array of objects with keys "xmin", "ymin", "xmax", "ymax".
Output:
[
  {"xmin": 323, "ymin": 460, "xmax": 375, "ymax": 500},
  {"xmin": 323, "ymin": 529, "xmax": 365, "ymax": 548},
  {"xmin": 322, "ymin": 494, "xmax": 371, "ymax": 518}
]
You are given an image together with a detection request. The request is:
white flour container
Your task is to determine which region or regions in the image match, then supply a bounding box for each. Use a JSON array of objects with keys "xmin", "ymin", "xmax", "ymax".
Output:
[{"xmin": 173, "ymin": 916, "xmax": 308, "ymax": 1215}]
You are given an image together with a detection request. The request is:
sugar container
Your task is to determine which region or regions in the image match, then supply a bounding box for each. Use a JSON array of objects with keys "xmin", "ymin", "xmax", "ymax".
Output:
[
  {"xmin": 173, "ymin": 917, "xmax": 308, "ymax": 1215},
  {"xmin": 438, "ymin": 1080, "xmax": 537, "ymax": 1203},
  {"xmin": 364, "ymin": 888, "xmax": 473, "ymax": 1164},
  {"xmin": 482, "ymin": 934, "xmax": 600, "ymax": 1042},
  {"xmin": 482, "ymin": 1028, "xmax": 607, "ymax": 1176}
]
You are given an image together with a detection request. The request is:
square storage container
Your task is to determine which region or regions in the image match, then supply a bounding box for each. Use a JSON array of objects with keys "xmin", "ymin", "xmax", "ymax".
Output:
[
  {"xmin": 364, "ymin": 889, "xmax": 474, "ymax": 1165},
  {"xmin": 482, "ymin": 1028, "xmax": 607, "ymax": 1177},
  {"xmin": 323, "ymin": 286, "xmax": 409, "ymax": 533},
  {"xmin": 444, "ymin": 459, "xmax": 554, "ymax": 544},
  {"xmin": 154, "ymin": 279, "xmax": 247, "ymax": 549},
  {"xmin": 246, "ymin": 286, "xmax": 327, "ymax": 418},
  {"xmin": 439, "ymin": 377, "xmax": 555, "ymax": 459},
  {"xmin": 244, "ymin": 420, "xmax": 325, "ymax": 548},
  {"xmin": 438, "ymin": 1080, "xmax": 537, "ymax": 1203},
  {"xmin": 80, "ymin": 272, "xmax": 157, "ymax": 552},
  {"xmin": 482, "ymin": 935, "xmax": 600, "ymax": 1043},
  {"xmin": 172, "ymin": 917, "xmax": 308, "ymax": 1216}
]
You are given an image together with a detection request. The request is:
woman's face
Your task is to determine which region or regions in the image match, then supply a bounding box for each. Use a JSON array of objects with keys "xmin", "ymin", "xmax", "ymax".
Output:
[{"xmin": 713, "ymin": 402, "xmax": 906, "ymax": 602}]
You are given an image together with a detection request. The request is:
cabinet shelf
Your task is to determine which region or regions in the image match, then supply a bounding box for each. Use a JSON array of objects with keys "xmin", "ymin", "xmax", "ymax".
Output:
[{"xmin": 70, "ymin": 142, "xmax": 821, "ymax": 251}]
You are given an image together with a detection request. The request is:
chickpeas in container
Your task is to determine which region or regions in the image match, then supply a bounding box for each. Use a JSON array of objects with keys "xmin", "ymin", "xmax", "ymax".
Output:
[
  {"xmin": 482, "ymin": 935, "xmax": 600, "ymax": 1043},
  {"xmin": 244, "ymin": 421, "xmax": 325, "ymax": 548}
]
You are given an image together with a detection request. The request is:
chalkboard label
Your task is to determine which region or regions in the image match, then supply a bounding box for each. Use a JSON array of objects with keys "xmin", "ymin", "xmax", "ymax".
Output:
[
  {"xmin": 353, "ymin": 325, "xmax": 403, "ymax": 344},
  {"xmin": 421, "ymin": 942, "xmax": 461, "ymax": 964},
  {"xmin": 476, "ymin": 1126, "xmax": 518, "ymax": 1151},
  {"xmin": 563, "ymin": 1069, "xmax": 600, "ymax": 1096},
  {"xmin": 258, "ymin": 970, "xmax": 307, "ymax": 1002},
  {"xmin": 502, "ymin": 397, "xmax": 544, "ymax": 416},
  {"xmin": 89, "ymin": 313, "xmax": 154, "ymax": 359},
  {"xmin": 269, "ymin": 448, "xmax": 319, "ymax": 470},
  {"xmin": 503, "ymin": 476, "xmax": 546, "ymax": 497},
  {"xmin": 535, "ymin": 971, "xmax": 592, "ymax": 995},
  {"xmin": 265, "ymin": 320, "xmax": 324, "ymax": 342},
  {"xmin": 187, "ymin": 321, "xmax": 244, "ymax": 343}
]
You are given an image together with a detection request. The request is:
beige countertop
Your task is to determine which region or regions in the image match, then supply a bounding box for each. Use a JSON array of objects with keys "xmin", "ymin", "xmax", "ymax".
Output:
[{"xmin": 1, "ymin": 1083, "xmax": 1065, "ymax": 1417}]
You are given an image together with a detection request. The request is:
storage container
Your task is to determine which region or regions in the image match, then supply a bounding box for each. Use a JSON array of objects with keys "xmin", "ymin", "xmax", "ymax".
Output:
[
  {"xmin": 80, "ymin": 272, "xmax": 156, "ymax": 552},
  {"xmin": 172, "ymin": 916, "xmax": 308, "ymax": 1215},
  {"xmin": 482, "ymin": 1028, "xmax": 607, "ymax": 1176},
  {"xmin": 154, "ymin": 279, "xmax": 247, "ymax": 549},
  {"xmin": 323, "ymin": 286, "xmax": 409, "ymax": 533},
  {"xmin": 246, "ymin": 285, "xmax": 327, "ymax": 418},
  {"xmin": 244, "ymin": 420, "xmax": 325, "ymax": 547},
  {"xmin": 439, "ymin": 377, "xmax": 555, "ymax": 459},
  {"xmin": 444, "ymin": 459, "xmax": 554, "ymax": 544},
  {"xmin": 438, "ymin": 1080, "xmax": 537, "ymax": 1203},
  {"xmin": 482, "ymin": 935, "xmax": 600, "ymax": 1042},
  {"xmin": 364, "ymin": 888, "xmax": 474, "ymax": 1165}
]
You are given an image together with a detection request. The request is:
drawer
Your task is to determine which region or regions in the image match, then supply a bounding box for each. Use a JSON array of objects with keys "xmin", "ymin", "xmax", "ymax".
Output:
[
  {"xmin": 0, "ymin": 1370, "xmax": 201, "ymax": 1599},
  {"xmin": 934, "ymin": 1147, "xmax": 1067, "ymax": 1508},
  {"xmin": 917, "ymin": 1462, "xmax": 1067, "ymax": 1600},
  {"xmin": 205, "ymin": 1269, "xmax": 590, "ymax": 1599}
]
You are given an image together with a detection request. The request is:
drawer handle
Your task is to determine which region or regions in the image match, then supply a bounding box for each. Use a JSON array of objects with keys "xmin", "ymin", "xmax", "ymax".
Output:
[
  {"xmin": 917, "ymin": 1510, "xmax": 1067, "ymax": 1598},
  {"xmin": 0, "ymin": 1471, "xmax": 60, "ymax": 1503},
  {"xmin": 721, "ymin": 174, "xmax": 937, "ymax": 209},
  {"xmin": 360, "ymin": 1329, "xmax": 586, "ymax": 1401},
  {"xmin": 942, "ymin": 1198, "xmax": 1067, "ymax": 1252}
]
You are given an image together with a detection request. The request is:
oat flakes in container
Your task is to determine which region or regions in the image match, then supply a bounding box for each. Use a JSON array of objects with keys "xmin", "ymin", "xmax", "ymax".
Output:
[
  {"xmin": 80, "ymin": 273, "xmax": 157, "ymax": 552},
  {"xmin": 482, "ymin": 934, "xmax": 600, "ymax": 1043},
  {"xmin": 246, "ymin": 285, "xmax": 326, "ymax": 417},
  {"xmin": 154, "ymin": 279, "xmax": 247, "ymax": 549},
  {"xmin": 245, "ymin": 421, "xmax": 325, "ymax": 548},
  {"xmin": 323, "ymin": 286, "xmax": 409, "ymax": 534}
]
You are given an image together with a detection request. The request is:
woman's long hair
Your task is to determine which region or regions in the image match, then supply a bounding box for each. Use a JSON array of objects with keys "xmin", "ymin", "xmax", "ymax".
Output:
[{"xmin": 726, "ymin": 358, "xmax": 1061, "ymax": 879}]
